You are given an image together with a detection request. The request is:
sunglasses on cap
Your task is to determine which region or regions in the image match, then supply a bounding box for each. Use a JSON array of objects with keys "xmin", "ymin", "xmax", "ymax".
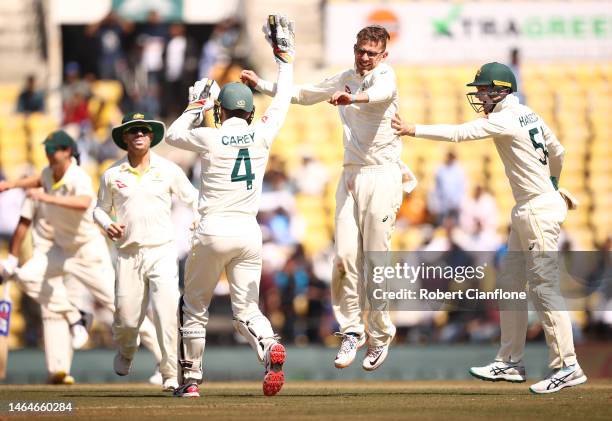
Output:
[{"xmin": 123, "ymin": 125, "xmax": 152, "ymax": 135}]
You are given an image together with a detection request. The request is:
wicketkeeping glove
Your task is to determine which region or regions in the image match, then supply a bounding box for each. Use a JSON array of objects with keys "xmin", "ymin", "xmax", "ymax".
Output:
[
  {"xmin": 263, "ymin": 14, "xmax": 295, "ymax": 64},
  {"xmin": 184, "ymin": 78, "xmax": 221, "ymax": 126}
]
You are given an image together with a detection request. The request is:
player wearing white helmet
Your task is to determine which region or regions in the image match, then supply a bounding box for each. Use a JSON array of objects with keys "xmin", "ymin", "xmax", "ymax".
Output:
[
  {"xmin": 166, "ymin": 14, "xmax": 295, "ymax": 398},
  {"xmin": 392, "ymin": 62, "xmax": 585, "ymax": 394}
]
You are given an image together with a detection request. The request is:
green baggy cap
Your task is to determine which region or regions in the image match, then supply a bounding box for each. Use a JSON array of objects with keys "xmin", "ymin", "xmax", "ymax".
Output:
[{"xmin": 218, "ymin": 83, "xmax": 254, "ymax": 112}]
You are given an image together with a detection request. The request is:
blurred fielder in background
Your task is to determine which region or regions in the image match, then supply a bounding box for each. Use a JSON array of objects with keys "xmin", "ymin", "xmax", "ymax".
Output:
[
  {"xmin": 241, "ymin": 24, "xmax": 413, "ymax": 371},
  {"xmin": 94, "ymin": 111, "xmax": 199, "ymax": 392},
  {"xmin": 165, "ymin": 14, "xmax": 295, "ymax": 398},
  {"xmin": 0, "ymin": 130, "xmax": 163, "ymax": 380},
  {"xmin": 392, "ymin": 62, "xmax": 585, "ymax": 394},
  {"xmin": 5, "ymin": 196, "xmax": 84, "ymax": 384}
]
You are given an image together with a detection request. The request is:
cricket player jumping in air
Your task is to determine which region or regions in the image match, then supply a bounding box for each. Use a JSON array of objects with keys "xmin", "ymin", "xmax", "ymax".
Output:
[
  {"xmin": 242, "ymin": 25, "xmax": 416, "ymax": 371},
  {"xmin": 94, "ymin": 112, "xmax": 199, "ymax": 392},
  {"xmin": 165, "ymin": 15, "xmax": 295, "ymax": 397},
  {"xmin": 392, "ymin": 62, "xmax": 586, "ymax": 394}
]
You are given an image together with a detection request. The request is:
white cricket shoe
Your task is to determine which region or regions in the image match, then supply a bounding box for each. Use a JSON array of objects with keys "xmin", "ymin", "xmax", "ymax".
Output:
[
  {"xmin": 469, "ymin": 361, "xmax": 527, "ymax": 383},
  {"xmin": 70, "ymin": 323, "xmax": 89, "ymax": 350},
  {"xmin": 362, "ymin": 328, "xmax": 395, "ymax": 371},
  {"xmin": 334, "ymin": 333, "xmax": 366, "ymax": 369},
  {"xmin": 162, "ymin": 377, "xmax": 179, "ymax": 392},
  {"xmin": 529, "ymin": 363, "xmax": 587, "ymax": 394},
  {"xmin": 362, "ymin": 344, "xmax": 390, "ymax": 371},
  {"xmin": 149, "ymin": 365, "xmax": 162, "ymax": 385},
  {"xmin": 113, "ymin": 352, "xmax": 132, "ymax": 376}
]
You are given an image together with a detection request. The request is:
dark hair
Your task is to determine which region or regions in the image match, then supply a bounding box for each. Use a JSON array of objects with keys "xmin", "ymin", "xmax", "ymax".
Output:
[{"xmin": 356, "ymin": 25, "xmax": 390, "ymax": 50}]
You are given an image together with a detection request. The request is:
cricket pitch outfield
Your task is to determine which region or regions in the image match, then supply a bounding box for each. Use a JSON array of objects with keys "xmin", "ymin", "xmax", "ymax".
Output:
[{"xmin": 0, "ymin": 380, "xmax": 611, "ymax": 420}]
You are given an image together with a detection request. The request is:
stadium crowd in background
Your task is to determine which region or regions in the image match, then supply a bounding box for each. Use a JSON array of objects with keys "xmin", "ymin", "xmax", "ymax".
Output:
[{"xmin": 0, "ymin": 8, "xmax": 610, "ymax": 356}]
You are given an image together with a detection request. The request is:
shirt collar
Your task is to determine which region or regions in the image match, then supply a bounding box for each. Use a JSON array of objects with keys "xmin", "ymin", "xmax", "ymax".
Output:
[
  {"xmin": 49, "ymin": 157, "xmax": 77, "ymax": 191},
  {"xmin": 492, "ymin": 93, "xmax": 519, "ymax": 113},
  {"xmin": 119, "ymin": 152, "xmax": 159, "ymax": 173},
  {"xmin": 221, "ymin": 117, "xmax": 249, "ymax": 128}
]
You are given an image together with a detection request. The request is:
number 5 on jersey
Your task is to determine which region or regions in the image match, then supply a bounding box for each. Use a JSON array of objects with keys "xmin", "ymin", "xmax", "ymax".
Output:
[
  {"xmin": 232, "ymin": 148, "xmax": 255, "ymax": 190},
  {"xmin": 529, "ymin": 127, "xmax": 549, "ymax": 165}
]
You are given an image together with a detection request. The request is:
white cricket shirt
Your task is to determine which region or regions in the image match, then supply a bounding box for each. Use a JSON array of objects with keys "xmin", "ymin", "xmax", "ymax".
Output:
[
  {"xmin": 414, "ymin": 94, "xmax": 565, "ymax": 204},
  {"xmin": 94, "ymin": 152, "xmax": 199, "ymax": 248},
  {"xmin": 40, "ymin": 158, "xmax": 102, "ymax": 250},
  {"xmin": 256, "ymin": 62, "xmax": 402, "ymax": 166},
  {"xmin": 166, "ymin": 62, "xmax": 293, "ymax": 236}
]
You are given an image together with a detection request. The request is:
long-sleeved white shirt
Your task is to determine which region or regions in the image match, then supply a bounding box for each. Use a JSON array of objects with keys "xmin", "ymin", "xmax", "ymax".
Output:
[
  {"xmin": 256, "ymin": 63, "xmax": 401, "ymax": 166},
  {"xmin": 166, "ymin": 62, "xmax": 293, "ymax": 236},
  {"xmin": 94, "ymin": 152, "xmax": 199, "ymax": 248},
  {"xmin": 415, "ymin": 94, "xmax": 565, "ymax": 203}
]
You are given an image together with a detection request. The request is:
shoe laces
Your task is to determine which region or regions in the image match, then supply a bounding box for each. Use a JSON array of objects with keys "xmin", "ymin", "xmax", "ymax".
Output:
[
  {"xmin": 365, "ymin": 345, "xmax": 384, "ymax": 359},
  {"xmin": 338, "ymin": 334, "xmax": 359, "ymax": 355}
]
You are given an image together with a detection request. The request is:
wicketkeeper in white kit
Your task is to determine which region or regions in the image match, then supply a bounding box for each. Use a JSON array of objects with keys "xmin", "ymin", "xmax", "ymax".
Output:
[
  {"xmin": 392, "ymin": 62, "xmax": 586, "ymax": 394},
  {"xmin": 165, "ymin": 15, "xmax": 295, "ymax": 397},
  {"xmin": 94, "ymin": 112, "xmax": 199, "ymax": 391}
]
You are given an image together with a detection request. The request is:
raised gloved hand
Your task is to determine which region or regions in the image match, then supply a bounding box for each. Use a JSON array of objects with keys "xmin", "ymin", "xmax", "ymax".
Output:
[
  {"xmin": 184, "ymin": 78, "xmax": 221, "ymax": 126},
  {"xmin": 263, "ymin": 14, "xmax": 295, "ymax": 64}
]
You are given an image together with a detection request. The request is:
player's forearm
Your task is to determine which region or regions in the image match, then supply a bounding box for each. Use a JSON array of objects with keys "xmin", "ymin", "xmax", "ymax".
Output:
[
  {"xmin": 43, "ymin": 194, "xmax": 92, "ymax": 210},
  {"xmin": 365, "ymin": 86, "xmax": 394, "ymax": 104},
  {"xmin": 9, "ymin": 218, "xmax": 31, "ymax": 257},
  {"xmin": 548, "ymin": 144, "xmax": 565, "ymax": 180},
  {"xmin": 257, "ymin": 78, "xmax": 309, "ymax": 105},
  {"xmin": 268, "ymin": 64, "xmax": 294, "ymax": 114},
  {"xmin": 5, "ymin": 175, "xmax": 42, "ymax": 190},
  {"xmin": 166, "ymin": 114, "xmax": 203, "ymax": 152},
  {"xmin": 415, "ymin": 122, "xmax": 489, "ymax": 143},
  {"xmin": 93, "ymin": 206, "xmax": 114, "ymax": 230}
]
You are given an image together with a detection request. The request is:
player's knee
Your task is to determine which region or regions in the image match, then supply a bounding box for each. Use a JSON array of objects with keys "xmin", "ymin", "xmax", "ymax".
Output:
[
  {"xmin": 333, "ymin": 256, "xmax": 350, "ymax": 277},
  {"xmin": 179, "ymin": 326, "xmax": 206, "ymax": 339}
]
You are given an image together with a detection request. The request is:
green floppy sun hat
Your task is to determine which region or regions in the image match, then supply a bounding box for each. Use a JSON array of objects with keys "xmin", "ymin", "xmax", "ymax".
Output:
[{"xmin": 111, "ymin": 112, "xmax": 166, "ymax": 151}]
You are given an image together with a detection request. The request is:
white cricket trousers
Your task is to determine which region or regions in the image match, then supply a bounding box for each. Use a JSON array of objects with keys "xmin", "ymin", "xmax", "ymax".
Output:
[
  {"xmin": 495, "ymin": 191, "xmax": 577, "ymax": 368},
  {"xmin": 332, "ymin": 163, "xmax": 403, "ymax": 347},
  {"xmin": 113, "ymin": 241, "xmax": 180, "ymax": 380},
  {"xmin": 40, "ymin": 276, "xmax": 86, "ymax": 377},
  {"xmin": 15, "ymin": 235, "xmax": 162, "ymax": 362},
  {"xmin": 179, "ymin": 225, "xmax": 275, "ymax": 381}
]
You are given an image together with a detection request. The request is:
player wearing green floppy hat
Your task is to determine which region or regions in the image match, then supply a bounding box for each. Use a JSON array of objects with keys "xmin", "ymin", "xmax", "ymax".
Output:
[{"xmin": 111, "ymin": 112, "xmax": 166, "ymax": 150}]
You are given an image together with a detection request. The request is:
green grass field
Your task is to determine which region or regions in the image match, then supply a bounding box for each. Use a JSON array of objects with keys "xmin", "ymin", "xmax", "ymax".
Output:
[{"xmin": 1, "ymin": 380, "xmax": 611, "ymax": 420}]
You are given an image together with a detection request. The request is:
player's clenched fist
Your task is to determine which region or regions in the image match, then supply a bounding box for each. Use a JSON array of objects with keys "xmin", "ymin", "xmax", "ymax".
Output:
[
  {"xmin": 328, "ymin": 92, "xmax": 353, "ymax": 106},
  {"xmin": 391, "ymin": 112, "xmax": 416, "ymax": 137},
  {"xmin": 106, "ymin": 222, "xmax": 126, "ymax": 240},
  {"xmin": 240, "ymin": 70, "xmax": 259, "ymax": 89}
]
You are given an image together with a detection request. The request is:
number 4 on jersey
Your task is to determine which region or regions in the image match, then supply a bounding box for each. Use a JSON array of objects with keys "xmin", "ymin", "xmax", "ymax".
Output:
[{"xmin": 231, "ymin": 148, "xmax": 255, "ymax": 190}]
